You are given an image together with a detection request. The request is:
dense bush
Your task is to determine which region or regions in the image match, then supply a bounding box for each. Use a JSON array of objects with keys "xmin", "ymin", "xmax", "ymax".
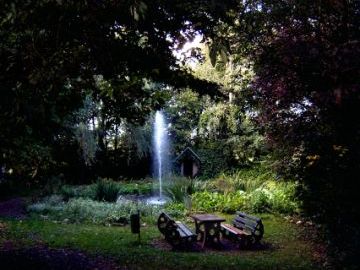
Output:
[
  {"xmin": 192, "ymin": 191, "xmax": 247, "ymax": 213},
  {"xmin": 191, "ymin": 173, "xmax": 300, "ymax": 214}
]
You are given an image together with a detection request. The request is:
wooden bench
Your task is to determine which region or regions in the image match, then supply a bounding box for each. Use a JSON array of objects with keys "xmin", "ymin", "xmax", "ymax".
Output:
[
  {"xmin": 157, "ymin": 212, "xmax": 197, "ymax": 248},
  {"xmin": 221, "ymin": 211, "xmax": 264, "ymax": 248}
]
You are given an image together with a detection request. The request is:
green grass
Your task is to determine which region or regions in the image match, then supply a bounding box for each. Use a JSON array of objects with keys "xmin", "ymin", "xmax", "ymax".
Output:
[{"xmin": 1, "ymin": 214, "xmax": 317, "ymax": 270}]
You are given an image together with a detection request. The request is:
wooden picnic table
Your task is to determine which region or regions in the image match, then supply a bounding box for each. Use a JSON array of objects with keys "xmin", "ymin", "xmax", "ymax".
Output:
[{"xmin": 191, "ymin": 214, "xmax": 226, "ymax": 248}]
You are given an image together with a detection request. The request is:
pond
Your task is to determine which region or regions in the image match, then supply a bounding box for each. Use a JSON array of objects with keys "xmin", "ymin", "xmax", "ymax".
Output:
[{"xmin": 116, "ymin": 194, "xmax": 169, "ymax": 206}]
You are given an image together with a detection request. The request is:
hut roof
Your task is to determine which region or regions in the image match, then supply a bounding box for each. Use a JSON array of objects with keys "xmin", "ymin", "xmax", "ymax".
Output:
[{"xmin": 174, "ymin": 147, "xmax": 201, "ymax": 163}]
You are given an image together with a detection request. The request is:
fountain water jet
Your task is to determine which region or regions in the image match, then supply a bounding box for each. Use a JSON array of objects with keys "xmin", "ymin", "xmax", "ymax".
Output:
[
  {"xmin": 146, "ymin": 110, "xmax": 170, "ymax": 205},
  {"xmin": 154, "ymin": 111, "xmax": 165, "ymax": 197},
  {"xmin": 117, "ymin": 110, "xmax": 170, "ymax": 206}
]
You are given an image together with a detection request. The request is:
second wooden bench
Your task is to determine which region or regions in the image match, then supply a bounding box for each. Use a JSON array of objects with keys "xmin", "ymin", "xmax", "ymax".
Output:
[{"xmin": 221, "ymin": 211, "xmax": 264, "ymax": 248}]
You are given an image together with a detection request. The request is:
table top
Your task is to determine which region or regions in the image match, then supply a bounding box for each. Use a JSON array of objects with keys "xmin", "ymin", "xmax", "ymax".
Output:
[{"xmin": 191, "ymin": 214, "xmax": 226, "ymax": 222}]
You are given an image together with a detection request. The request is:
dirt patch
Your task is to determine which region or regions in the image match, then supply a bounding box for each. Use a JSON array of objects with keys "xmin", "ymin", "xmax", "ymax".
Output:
[
  {"xmin": 0, "ymin": 198, "xmax": 27, "ymax": 219},
  {"xmin": 0, "ymin": 244, "xmax": 122, "ymax": 270}
]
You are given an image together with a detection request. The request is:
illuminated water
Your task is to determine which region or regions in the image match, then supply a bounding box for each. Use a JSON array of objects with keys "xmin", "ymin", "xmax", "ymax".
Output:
[{"xmin": 153, "ymin": 110, "xmax": 169, "ymax": 199}]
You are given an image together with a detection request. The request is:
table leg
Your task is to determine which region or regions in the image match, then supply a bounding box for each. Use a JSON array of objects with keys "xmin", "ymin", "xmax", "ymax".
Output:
[
  {"xmin": 196, "ymin": 221, "xmax": 205, "ymax": 243},
  {"xmin": 205, "ymin": 222, "xmax": 222, "ymax": 247}
]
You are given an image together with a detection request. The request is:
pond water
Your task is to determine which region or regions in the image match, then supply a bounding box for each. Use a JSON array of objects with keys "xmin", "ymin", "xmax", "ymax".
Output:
[{"xmin": 116, "ymin": 195, "xmax": 169, "ymax": 205}]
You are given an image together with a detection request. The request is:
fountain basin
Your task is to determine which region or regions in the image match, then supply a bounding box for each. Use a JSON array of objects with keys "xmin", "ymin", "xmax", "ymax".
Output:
[
  {"xmin": 116, "ymin": 194, "xmax": 169, "ymax": 205},
  {"xmin": 144, "ymin": 196, "xmax": 169, "ymax": 205}
]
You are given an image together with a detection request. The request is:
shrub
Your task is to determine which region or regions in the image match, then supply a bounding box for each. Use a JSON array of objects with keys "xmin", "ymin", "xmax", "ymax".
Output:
[
  {"xmin": 164, "ymin": 202, "xmax": 186, "ymax": 218},
  {"xmin": 191, "ymin": 180, "xmax": 299, "ymax": 215},
  {"xmin": 27, "ymin": 195, "xmax": 65, "ymax": 214},
  {"xmin": 63, "ymin": 198, "xmax": 161, "ymax": 224},
  {"xmin": 164, "ymin": 176, "xmax": 194, "ymax": 203},
  {"xmin": 60, "ymin": 185, "xmax": 96, "ymax": 201},
  {"xmin": 94, "ymin": 179, "xmax": 119, "ymax": 202},
  {"xmin": 203, "ymin": 167, "xmax": 272, "ymax": 194},
  {"xmin": 248, "ymin": 189, "xmax": 271, "ymax": 213},
  {"xmin": 28, "ymin": 197, "xmax": 162, "ymax": 225},
  {"xmin": 191, "ymin": 191, "xmax": 247, "ymax": 213},
  {"xmin": 263, "ymin": 181, "xmax": 300, "ymax": 214},
  {"xmin": 42, "ymin": 175, "xmax": 63, "ymax": 195}
]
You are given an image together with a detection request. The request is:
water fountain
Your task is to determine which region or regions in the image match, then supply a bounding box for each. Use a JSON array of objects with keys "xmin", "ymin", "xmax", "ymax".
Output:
[
  {"xmin": 145, "ymin": 110, "xmax": 170, "ymax": 205},
  {"xmin": 116, "ymin": 110, "xmax": 170, "ymax": 205}
]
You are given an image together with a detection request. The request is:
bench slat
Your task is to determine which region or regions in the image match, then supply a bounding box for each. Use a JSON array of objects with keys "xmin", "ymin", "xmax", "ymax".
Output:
[
  {"xmin": 234, "ymin": 216, "xmax": 258, "ymax": 228},
  {"xmin": 221, "ymin": 223, "xmax": 250, "ymax": 236},
  {"xmin": 237, "ymin": 211, "xmax": 261, "ymax": 223},
  {"xmin": 233, "ymin": 220, "xmax": 258, "ymax": 233},
  {"xmin": 176, "ymin": 221, "xmax": 196, "ymax": 237}
]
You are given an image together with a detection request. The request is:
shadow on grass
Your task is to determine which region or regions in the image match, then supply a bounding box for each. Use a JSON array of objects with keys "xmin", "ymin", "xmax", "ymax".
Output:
[
  {"xmin": 0, "ymin": 245, "xmax": 120, "ymax": 270},
  {"xmin": 151, "ymin": 237, "xmax": 277, "ymax": 254}
]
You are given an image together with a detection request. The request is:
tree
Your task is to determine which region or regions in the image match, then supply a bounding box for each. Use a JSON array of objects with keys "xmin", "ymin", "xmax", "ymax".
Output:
[
  {"xmin": 0, "ymin": 0, "xmax": 235, "ymax": 180},
  {"xmin": 216, "ymin": 0, "xmax": 360, "ymax": 266},
  {"xmin": 165, "ymin": 89, "xmax": 204, "ymax": 154}
]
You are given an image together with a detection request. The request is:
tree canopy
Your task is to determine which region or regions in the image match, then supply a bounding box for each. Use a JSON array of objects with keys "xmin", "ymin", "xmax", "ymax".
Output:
[{"xmin": 1, "ymin": 1, "xmax": 360, "ymax": 267}]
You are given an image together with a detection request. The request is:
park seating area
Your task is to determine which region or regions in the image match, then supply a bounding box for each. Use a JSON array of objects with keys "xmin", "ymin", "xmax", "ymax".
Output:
[{"xmin": 158, "ymin": 211, "xmax": 264, "ymax": 250}]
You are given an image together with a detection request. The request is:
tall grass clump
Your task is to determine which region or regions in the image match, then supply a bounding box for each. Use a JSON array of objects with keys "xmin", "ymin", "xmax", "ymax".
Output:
[
  {"xmin": 164, "ymin": 176, "xmax": 194, "ymax": 203},
  {"xmin": 94, "ymin": 179, "xmax": 120, "ymax": 202}
]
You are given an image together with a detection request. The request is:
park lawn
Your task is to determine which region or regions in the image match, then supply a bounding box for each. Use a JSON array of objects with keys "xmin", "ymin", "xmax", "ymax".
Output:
[{"xmin": 0, "ymin": 214, "xmax": 317, "ymax": 270}]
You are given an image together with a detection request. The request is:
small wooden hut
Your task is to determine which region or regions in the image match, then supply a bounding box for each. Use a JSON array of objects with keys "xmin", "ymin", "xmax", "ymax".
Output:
[{"xmin": 174, "ymin": 147, "xmax": 201, "ymax": 178}]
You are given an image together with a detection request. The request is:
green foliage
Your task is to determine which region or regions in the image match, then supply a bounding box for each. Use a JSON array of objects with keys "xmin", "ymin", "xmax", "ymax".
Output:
[
  {"xmin": 199, "ymin": 103, "xmax": 240, "ymax": 139},
  {"xmin": 60, "ymin": 180, "xmax": 153, "ymax": 202},
  {"xmin": 117, "ymin": 182, "xmax": 153, "ymax": 196},
  {"xmin": 164, "ymin": 202, "xmax": 186, "ymax": 218},
  {"xmin": 196, "ymin": 142, "xmax": 229, "ymax": 178},
  {"xmin": 27, "ymin": 195, "xmax": 65, "ymax": 214},
  {"xmin": 165, "ymin": 89, "xmax": 203, "ymax": 153},
  {"xmin": 94, "ymin": 179, "xmax": 120, "ymax": 202},
  {"xmin": 191, "ymin": 168, "xmax": 300, "ymax": 214},
  {"xmin": 164, "ymin": 176, "xmax": 194, "ymax": 203},
  {"xmin": 199, "ymin": 166, "xmax": 272, "ymax": 193},
  {"xmin": 60, "ymin": 184, "xmax": 96, "ymax": 201},
  {"xmin": 28, "ymin": 197, "xmax": 160, "ymax": 225},
  {"xmin": 248, "ymin": 189, "xmax": 271, "ymax": 213},
  {"xmin": 63, "ymin": 199, "xmax": 159, "ymax": 224},
  {"xmin": 192, "ymin": 191, "xmax": 247, "ymax": 214},
  {"xmin": 42, "ymin": 175, "xmax": 64, "ymax": 195},
  {"xmin": 1, "ymin": 0, "xmax": 226, "ymax": 182},
  {"xmin": 263, "ymin": 181, "xmax": 299, "ymax": 215}
]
